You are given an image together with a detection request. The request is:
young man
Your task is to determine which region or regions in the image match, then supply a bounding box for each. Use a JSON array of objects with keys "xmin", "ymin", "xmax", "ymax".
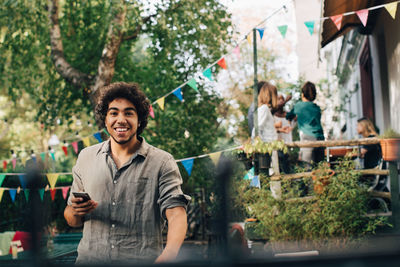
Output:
[{"xmin": 64, "ymin": 82, "xmax": 190, "ymax": 264}]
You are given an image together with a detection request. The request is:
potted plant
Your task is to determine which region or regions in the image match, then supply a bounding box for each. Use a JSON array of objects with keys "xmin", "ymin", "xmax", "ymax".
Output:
[
  {"xmin": 234, "ymin": 148, "xmax": 253, "ymax": 170},
  {"xmin": 380, "ymin": 128, "xmax": 400, "ymax": 161},
  {"xmin": 242, "ymin": 137, "xmax": 288, "ymax": 170},
  {"xmin": 311, "ymin": 162, "xmax": 335, "ymax": 194}
]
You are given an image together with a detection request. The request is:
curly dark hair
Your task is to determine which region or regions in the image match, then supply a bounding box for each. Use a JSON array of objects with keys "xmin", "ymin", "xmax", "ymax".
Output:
[
  {"xmin": 302, "ymin": 81, "xmax": 317, "ymax": 102},
  {"xmin": 95, "ymin": 82, "xmax": 150, "ymax": 136}
]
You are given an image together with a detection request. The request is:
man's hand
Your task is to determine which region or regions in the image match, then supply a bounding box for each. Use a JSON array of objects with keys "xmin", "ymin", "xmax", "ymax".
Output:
[
  {"xmin": 155, "ymin": 206, "xmax": 187, "ymax": 264},
  {"xmin": 70, "ymin": 196, "xmax": 98, "ymax": 216},
  {"xmin": 64, "ymin": 196, "xmax": 98, "ymax": 227}
]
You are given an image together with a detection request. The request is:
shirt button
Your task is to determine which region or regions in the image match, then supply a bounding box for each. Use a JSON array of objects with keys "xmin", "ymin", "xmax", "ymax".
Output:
[
  {"xmin": 111, "ymin": 224, "xmax": 115, "ymax": 228},
  {"xmin": 112, "ymin": 202, "xmax": 116, "ymax": 206},
  {"xmin": 113, "ymin": 180, "xmax": 117, "ymax": 184},
  {"xmin": 111, "ymin": 245, "xmax": 115, "ymax": 249}
]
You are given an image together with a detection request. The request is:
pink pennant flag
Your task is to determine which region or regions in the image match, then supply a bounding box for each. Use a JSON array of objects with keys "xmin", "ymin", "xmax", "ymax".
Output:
[
  {"xmin": 149, "ymin": 105, "xmax": 155, "ymax": 119},
  {"xmin": 3, "ymin": 160, "xmax": 7, "ymax": 171},
  {"xmin": 12, "ymin": 158, "xmax": 17, "ymax": 170},
  {"xmin": 330, "ymin": 14, "xmax": 343, "ymax": 30},
  {"xmin": 217, "ymin": 58, "xmax": 227, "ymax": 69},
  {"xmin": 62, "ymin": 145, "xmax": 68, "ymax": 156},
  {"xmin": 71, "ymin": 142, "xmax": 79, "ymax": 154},
  {"xmin": 50, "ymin": 189, "xmax": 57, "ymax": 201},
  {"xmin": 356, "ymin": 9, "xmax": 369, "ymax": 27},
  {"xmin": 62, "ymin": 186, "xmax": 70, "ymax": 200},
  {"xmin": 233, "ymin": 46, "xmax": 240, "ymax": 59}
]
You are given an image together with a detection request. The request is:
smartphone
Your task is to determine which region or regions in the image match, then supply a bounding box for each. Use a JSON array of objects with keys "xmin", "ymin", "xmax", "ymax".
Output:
[{"xmin": 72, "ymin": 192, "xmax": 91, "ymax": 203}]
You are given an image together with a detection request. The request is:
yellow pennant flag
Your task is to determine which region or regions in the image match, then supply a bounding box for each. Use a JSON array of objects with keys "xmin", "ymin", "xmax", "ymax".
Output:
[
  {"xmin": 385, "ymin": 2, "xmax": 398, "ymax": 19},
  {"xmin": 209, "ymin": 152, "xmax": 222, "ymax": 166},
  {"xmin": 46, "ymin": 173, "xmax": 59, "ymax": 189},
  {"xmin": 21, "ymin": 157, "xmax": 27, "ymax": 166},
  {"xmin": 82, "ymin": 136, "xmax": 91, "ymax": 148},
  {"xmin": 246, "ymin": 33, "xmax": 252, "ymax": 45},
  {"xmin": 156, "ymin": 97, "xmax": 165, "ymax": 111},
  {"xmin": 0, "ymin": 188, "xmax": 4, "ymax": 202}
]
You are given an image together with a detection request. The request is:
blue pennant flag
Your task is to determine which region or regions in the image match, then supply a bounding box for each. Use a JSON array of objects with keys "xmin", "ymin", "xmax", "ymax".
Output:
[
  {"xmin": 19, "ymin": 175, "xmax": 27, "ymax": 189},
  {"xmin": 257, "ymin": 28, "xmax": 265, "ymax": 40},
  {"xmin": 250, "ymin": 175, "xmax": 260, "ymax": 188},
  {"xmin": 93, "ymin": 132, "xmax": 103, "ymax": 143},
  {"xmin": 50, "ymin": 152, "xmax": 55, "ymax": 161},
  {"xmin": 243, "ymin": 167, "xmax": 255, "ymax": 180},
  {"xmin": 173, "ymin": 88, "xmax": 183, "ymax": 102},
  {"xmin": 181, "ymin": 159, "xmax": 194, "ymax": 176},
  {"xmin": 304, "ymin": 21, "xmax": 315, "ymax": 36},
  {"xmin": 9, "ymin": 189, "xmax": 17, "ymax": 202},
  {"xmin": 202, "ymin": 68, "xmax": 213, "ymax": 81}
]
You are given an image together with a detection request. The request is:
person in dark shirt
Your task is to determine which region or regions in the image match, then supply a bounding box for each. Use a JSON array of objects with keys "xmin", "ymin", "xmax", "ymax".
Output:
[{"xmin": 357, "ymin": 117, "xmax": 381, "ymax": 169}]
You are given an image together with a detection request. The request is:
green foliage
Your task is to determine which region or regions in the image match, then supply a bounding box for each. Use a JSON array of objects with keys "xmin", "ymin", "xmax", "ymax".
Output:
[
  {"xmin": 232, "ymin": 158, "xmax": 390, "ymax": 245},
  {"xmin": 380, "ymin": 128, "xmax": 400, "ymax": 139},
  {"xmin": 242, "ymin": 137, "xmax": 288, "ymax": 156}
]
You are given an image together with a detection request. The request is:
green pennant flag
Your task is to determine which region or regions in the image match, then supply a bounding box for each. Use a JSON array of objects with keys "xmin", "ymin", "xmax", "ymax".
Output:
[
  {"xmin": 40, "ymin": 152, "xmax": 46, "ymax": 162},
  {"xmin": 103, "ymin": 128, "xmax": 110, "ymax": 136},
  {"xmin": 24, "ymin": 189, "xmax": 30, "ymax": 201},
  {"xmin": 38, "ymin": 189, "xmax": 45, "ymax": 202},
  {"xmin": 304, "ymin": 21, "xmax": 315, "ymax": 35},
  {"xmin": 203, "ymin": 68, "xmax": 213, "ymax": 81},
  {"xmin": 187, "ymin": 78, "xmax": 198, "ymax": 92},
  {"xmin": 0, "ymin": 174, "xmax": 5, "ymax": 187},
  {"xmin": 277, "ymin": 25, "xmax": 288, "ymax": 38}
]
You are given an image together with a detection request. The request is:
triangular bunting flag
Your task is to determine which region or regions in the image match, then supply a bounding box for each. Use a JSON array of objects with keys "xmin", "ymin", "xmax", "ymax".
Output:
[
  {"xmin": 0, "ymin": 174, "xmax": 5, "ymax": 187},
  {"xmin": 103, "ymin": 128, "xmax": 110, "ymax": 136},
  {"xmin": 187, "ymin": 78, "xmax": 198, "ymax": 92},
  {"xmin": 256, "ymin": 28, "xmax": 264, "ymax": 40},
  {"xmin": 21, "ymin": 157, "xmax": 27, "ymax": 166},
  {"xmin": 12, "ymin": 158, "xmax": 16, "ymax": 170},
  {"xmin": 93, "ymin": 132, "xmax": 103, "ymax": 143},
  {"xmin": 202, "ymin": 68, "xmax": 213, "ymax": 81},
  {"xmin": 71, "ymin": 142, "xmax": 79, "ymax": 154},
  {"xmin": 356, "ymin": 9, "xmax": 369, "ymax": 27},
  {"xmin": 244, "ymin": 167, "xmax": 255, "ymax": 180},
  {"xmin": 62, "ymin": 145, "xmax": 68, "ymax": 156},
  {"xmin": 304, "ymin": 21, "xmax": 315, "ymax": 35},
  {"xmin": 46, "ymin": 173, "xmax": 59, "ymax": 189},
  {"xmin": 9, "ymin": 189, "xmax": 17, "ymax": 203},
  {"xmin": 277, "ymin": 25, "xmax": 288, "ymax": 38},
  {"xmin": 38, "ymin": 189, "xmax": 45, "ymax": 202},
  {"xmin": 18, "ymin": 175, "xmax": 27, "ymax": 189},
  {"xmin": 217, "ymin": 58, "xmax": 227, "ymax": 69},
  {"xmin": 385, "ymin": 2, "xmax": 398, "ymax": 19},
  {"xmin": 156, "ymin": 97, "xmax": 165, "ymax": 111},
  {"xmin": 149, "ymin": 105, "xmax": 155, "ymax": 119},
  {"xmin": 181, "ymin": 159, "xmax": 194, "ymax": 176},
  {"xmin": 24, "ymin": 189, "xmax": 30, "ymax": 202},
  {"xmin": 40, "ymin": 152, "xmax": 46, "ymax": 162},
  {"xmin": 50, "ymin": 189, "xmax": 57, "ymax": 201},
  {"xmin": 246, "ymin": 33, "xmax": 252, "ymax": 45},
  {"xmin": 82, "ymin": 137, "xmax": 91, "ymax": 148},
  {"xmin": 3, "ymin": 160, "xmax": 7, "ymax": 171},
  {"xmin": 330, "ymin": 14, "xmax": 343, "ymax": 30},
  {"xmin": 209, "ymin": 152, "xmax": 222, "ymax": 166},
  {"xmin": 173, "ymin": 88, "xmax": 183, "ymax": 102},
  {"xmin": 0, "ymin": 188, "xmax": 4, "ymax": 202},
  {"xmin": 233, "ymin": 45, "xmax": 240, "ymax": 59},
  {"xmin": 250, "ymin": 175, "xmax": 261, "ymax": 188},
  {"xmin": 62, "ymin": 186, "xmax": 70, "ymax": 200},
  {"xmin": 50, "ymin": 152, "xmax": 55, "ymax": 161}
]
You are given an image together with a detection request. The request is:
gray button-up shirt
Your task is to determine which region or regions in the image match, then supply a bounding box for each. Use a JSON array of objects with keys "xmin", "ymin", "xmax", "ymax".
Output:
[{"xmin": 67, "ymin": 137, "xmax": 190, "ymax": 264}]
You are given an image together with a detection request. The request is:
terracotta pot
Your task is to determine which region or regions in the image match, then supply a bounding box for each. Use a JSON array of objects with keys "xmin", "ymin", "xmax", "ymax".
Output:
[
  {"xmin": 380, "ymin": 138, "xmax": 400, "ymax": 162},
  {"xmin": 312, "ymin": 169, "xmax": 335, "ymax": 194}
]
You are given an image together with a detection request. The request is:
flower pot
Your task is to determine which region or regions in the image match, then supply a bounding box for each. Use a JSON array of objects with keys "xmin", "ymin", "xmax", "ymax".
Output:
[
  {"xmin": 311, "ymin": 169, "xmax": 335, "ymax": 194},
  {"xmin": 236, "ymin": 152, "xmax": 253, "ymax": 170},
  {"xmin": 380, "ymin": 138, "xmax": 400, "ymax": 162},
  {"xmin": 257, "ymin": 153, "xmax": 271, "ymax": 169}
]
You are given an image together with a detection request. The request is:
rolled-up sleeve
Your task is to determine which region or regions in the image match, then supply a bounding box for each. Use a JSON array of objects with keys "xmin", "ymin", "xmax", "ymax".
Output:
[{"xmin": 157, "ymin": 156, "xmax": 191, "ymax": 220}]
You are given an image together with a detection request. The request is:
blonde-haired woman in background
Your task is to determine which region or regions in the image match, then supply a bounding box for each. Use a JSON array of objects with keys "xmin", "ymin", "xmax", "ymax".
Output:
[{"xmin": 357, "ymin": 117, "xmax": 381, "ymax": 169}]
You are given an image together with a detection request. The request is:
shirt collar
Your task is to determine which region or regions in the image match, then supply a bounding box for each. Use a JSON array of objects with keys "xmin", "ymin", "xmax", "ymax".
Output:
[{"xmin": 97, "ymin": 136, "xmax": 149, "ymax": 159}]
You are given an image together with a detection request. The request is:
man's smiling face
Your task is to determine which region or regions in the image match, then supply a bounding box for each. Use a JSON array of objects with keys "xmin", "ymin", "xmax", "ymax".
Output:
[{"xmin": 105, "ymin": 98, "xmax": 139, "ymax": 145}]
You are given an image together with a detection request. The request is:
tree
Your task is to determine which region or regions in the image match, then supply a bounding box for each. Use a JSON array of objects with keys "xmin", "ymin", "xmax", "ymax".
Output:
[{"xmin": 0, "ymin": 0, "xmax": 233, "ymax": 127}]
